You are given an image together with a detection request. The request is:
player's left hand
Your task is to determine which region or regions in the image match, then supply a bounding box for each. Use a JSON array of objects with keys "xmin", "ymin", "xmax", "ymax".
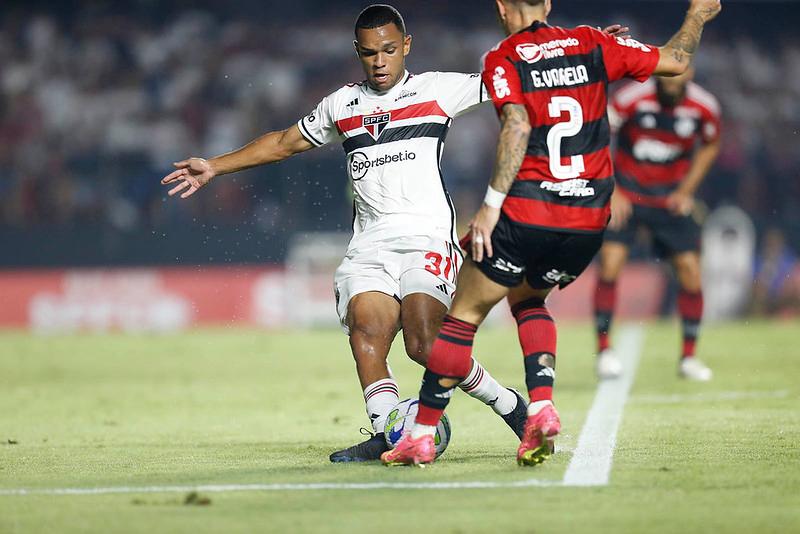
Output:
[
  {"xmin": 601, "ymin": 24, "xmax": 631, "ymax": 38},
  {"xmin": 469, "ymin": 205, "xmax": 501, "ymax": 263},
  {"xmin": 666, "ymin": 190, "xmax": 695, "ymax": 216}
]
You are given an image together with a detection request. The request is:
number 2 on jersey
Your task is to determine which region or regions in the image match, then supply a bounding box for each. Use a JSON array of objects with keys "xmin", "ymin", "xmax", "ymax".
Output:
[{"xmin": 546, "ymin": 96, "xmax": 586, "ymax": 180}]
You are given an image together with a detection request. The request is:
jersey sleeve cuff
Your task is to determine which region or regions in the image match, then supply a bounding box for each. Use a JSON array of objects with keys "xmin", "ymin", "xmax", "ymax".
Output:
[
  {"xmin": 298, "ymin": 119, "xmax": 324, "ymax": 147},
  {"xmin": 636, "ymin": 48, "xmax": 661, "ymax": 83}
]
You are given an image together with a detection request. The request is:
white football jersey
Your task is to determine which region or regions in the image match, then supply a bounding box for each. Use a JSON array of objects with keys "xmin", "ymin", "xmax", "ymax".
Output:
[{"xmin": 298, "ymin": 71, "xmax": 489, "ymax": 246}]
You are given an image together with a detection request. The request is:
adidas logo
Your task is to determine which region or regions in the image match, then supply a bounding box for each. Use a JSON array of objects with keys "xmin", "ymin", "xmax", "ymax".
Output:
[
  {"xmin": 346, "ymin": 98, "xmax": 359, "ymax": 108},
  {"xmin": 537, "ymin": 368, "xmax": 556, "ymax": 379},
  {"xmin": 435, "ymin": 283, "xmax": 449, "ymax": 295}
]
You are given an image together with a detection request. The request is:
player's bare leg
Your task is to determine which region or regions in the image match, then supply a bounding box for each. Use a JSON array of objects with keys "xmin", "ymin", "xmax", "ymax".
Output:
[
  {"xmin": 382, "ymin": 259, "xmax": 509, "ymax": 466},
  {"xmin": 400, "ymin": 291, "xmax": 527, "ymax": 439},
  {"xmin": 398, "ymin": 292, "xmax": 444, "ymax": 367},
  {"xmin": 594, "ymin": 242, "xmax": 630, "ymax": 379},
  {"xmin": 348, "ymin": 292, "xmax": 401, "ymax": 389},
  {"xmin": 673, "ymin": 251, "xmax": 711, "ymax": 381},
  {"xmin": 330, "ymin": 292, "xmax": 400, "ymax": 462}
]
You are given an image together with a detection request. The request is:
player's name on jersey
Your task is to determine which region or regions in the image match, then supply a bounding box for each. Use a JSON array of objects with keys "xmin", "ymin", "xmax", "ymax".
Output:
[{"xmin": 531, "ymin": 65, "xmax": 589, "ymax": 89}]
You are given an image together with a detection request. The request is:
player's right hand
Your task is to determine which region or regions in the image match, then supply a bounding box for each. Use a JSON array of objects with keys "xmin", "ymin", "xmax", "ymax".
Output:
[
  {"xmin": 608, "ymin": 192, "xmax": 633, "ymax": 231},
  {"xmin": 469, "ymin": 204, "xmax": 501, "ymax": 263},
  {"xmin": 688, "ymin": 0, "xmax": 722, "ymax": 22},
  {"xmin": 161, "ymin": 157, "xmax": 216, "ymax": 199}
]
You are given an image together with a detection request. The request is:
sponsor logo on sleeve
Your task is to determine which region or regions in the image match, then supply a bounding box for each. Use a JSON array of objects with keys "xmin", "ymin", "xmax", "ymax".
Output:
[
  {"xmin": 615, "ymin": 37, "xmax": 651, "ymax": 52},
  {"xmin": 492, "ymin": 66, "xmax": 512, "ymax": 98}
]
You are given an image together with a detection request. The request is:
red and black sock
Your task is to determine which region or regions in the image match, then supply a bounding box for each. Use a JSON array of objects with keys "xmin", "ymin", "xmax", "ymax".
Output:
[
  {"xmin": 678, "ymin": 289, "xmax": 703, "ymax": 359},
  {"xmin": 417, "ymin": 315, "xmax": 476, "ymax": 426},
  {"xmin": 594, "ymin": 279, "xmax": 617, "ymax": 353},
  {"xmin": 511, "ymin": 298, "xmax": 557, "ymax": 403}
]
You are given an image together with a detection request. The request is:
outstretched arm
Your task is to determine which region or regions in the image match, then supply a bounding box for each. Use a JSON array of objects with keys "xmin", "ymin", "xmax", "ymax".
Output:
[
  {"xmin": 161, "ymin": 124, "xmax": 314, "ymax": 199},
  {"xmin": 655, "ymin": 0, "xmax": 722, "ymax": 76},
  {"xmin": 470, "ymin": 103, "xmax": 531, "ymax": 262}
]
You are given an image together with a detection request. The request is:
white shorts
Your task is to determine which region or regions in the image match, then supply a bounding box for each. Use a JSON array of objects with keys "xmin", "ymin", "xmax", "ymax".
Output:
[{"xmin": 334, "ymin": 235, "xmax": 462, "ymax": 334}]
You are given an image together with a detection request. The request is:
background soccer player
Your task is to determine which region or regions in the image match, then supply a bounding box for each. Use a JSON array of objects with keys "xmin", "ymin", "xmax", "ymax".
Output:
[
  {"xmin": 383, "ymin": 0, "xmax": 722, "ymax": 467},
  {"xmin": 594, "ymin": 69, "xmax": 720, "ymax": 380},
  {"xmin": 594, "ymin": 68, "xmax": 721, "ymax": 381},
  {"xmin": 160, "ymin": 4, "xmax": 530, "ymax": 462}
]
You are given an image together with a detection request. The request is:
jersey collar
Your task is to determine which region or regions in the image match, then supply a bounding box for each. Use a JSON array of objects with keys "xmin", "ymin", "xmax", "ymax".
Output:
[
  {"xmin": 520, "ymin": 20, "xmax": 549, "ymax": 34},
  {"xmin": 362, "ymin": 70, "xmax": 411, "ymax": 98}
]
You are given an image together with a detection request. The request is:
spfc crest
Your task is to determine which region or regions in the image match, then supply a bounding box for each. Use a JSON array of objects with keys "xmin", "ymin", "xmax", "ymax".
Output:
[{"xmin": 363, "ymin": 112, "xmax": 391, "ymax": 140}]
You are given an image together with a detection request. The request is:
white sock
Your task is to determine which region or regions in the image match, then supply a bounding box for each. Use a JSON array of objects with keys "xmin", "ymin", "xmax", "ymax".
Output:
[
  {"xmin": 411, "ymin": 424, "xmax": 437, "ymax": 439},
  {"xmin": 459, "ymin": 358, "xmax": 517, "ymax": 416},
  {"xmin": 364, "ymin": 378, "xmax": 399, "ymax": 434},
  {"xmin": 527, "ymin": 399, "xmax": 553, "ymax": 416}
]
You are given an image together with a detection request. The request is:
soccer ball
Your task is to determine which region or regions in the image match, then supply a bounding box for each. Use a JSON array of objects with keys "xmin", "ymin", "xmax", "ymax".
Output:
[{"xmin": 383, "ymin": 398, "xmax": 451, "ymax": 458}]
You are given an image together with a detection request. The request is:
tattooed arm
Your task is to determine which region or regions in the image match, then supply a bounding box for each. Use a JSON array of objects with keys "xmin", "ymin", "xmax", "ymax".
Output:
[
  {"xmin": 469, "ymin": 103, "xmax": 531, "ymax": 262},
  {"xmin": 655, "ymin": 0, "xmax": 722, "ymax": 76},
  {"xmin": 488, "ymin": 104, "xmax": 531, "ymax": 196}
]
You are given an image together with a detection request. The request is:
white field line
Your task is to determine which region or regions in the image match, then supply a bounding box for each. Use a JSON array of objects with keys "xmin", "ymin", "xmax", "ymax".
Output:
[
  {"xmin": 0, "ymin": 480, "xmax": 561, "ymax": 496},
  {"xmin": 0, "ymin": 328, "xmax": 644, "ymax": 496},
  {"xmin": 633, "ymin": 389, "xmax": 791, "ymax": 404},
  {"xmin": 562, "ymin": 325, "xmax": 644, "ymax": 487}
]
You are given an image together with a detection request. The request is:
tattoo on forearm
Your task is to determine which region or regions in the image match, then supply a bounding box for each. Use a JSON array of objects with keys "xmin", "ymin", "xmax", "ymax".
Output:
[
  {"xmin": 664, "ymin": 12, "xmax": 706, "ymax": 64},
  {"xmin": 490, "ymin": 104, "xmax": 530, "ymax": 194}
]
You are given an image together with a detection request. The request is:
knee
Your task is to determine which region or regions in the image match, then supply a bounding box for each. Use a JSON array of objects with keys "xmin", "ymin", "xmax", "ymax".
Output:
[
  {"xmin": 403, "ymin": 334, "xmax": 432, "ymax": 366},
  {"xmin": 600, "ymin": 260, "xmax": 622, "ymax": 282},
  {"xmin": 600, "ymin": 246, "xmax": 627, "ymax": 281},
  {"xmin": 675, "ymin": 254, "xmax": 702, "ymax": 291},
  {"xmin": 348, "ymin": 318, "xmax": 396, "ymax": 361}
]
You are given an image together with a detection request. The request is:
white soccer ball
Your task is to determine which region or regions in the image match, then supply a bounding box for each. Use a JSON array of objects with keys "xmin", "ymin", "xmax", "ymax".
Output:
[{"xmin": 383, "ymin": 398, "xmax": 451, "ymax": 458}]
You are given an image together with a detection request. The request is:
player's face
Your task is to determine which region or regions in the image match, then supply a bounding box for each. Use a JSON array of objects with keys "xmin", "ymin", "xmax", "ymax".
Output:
[
  {"xmin": 656, "ymin": 68, "xmax": 694, "ymax": 107},
  {"xmin": 354, "ymin": 23, "xmax": 412, "ymax": 92}
]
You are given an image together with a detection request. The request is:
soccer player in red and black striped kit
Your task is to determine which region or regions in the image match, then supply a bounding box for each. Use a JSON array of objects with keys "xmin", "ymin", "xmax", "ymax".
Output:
[
  {"xmin": 383, "ymin": 0, "xmax": 722, "ymax": 466},
  {"xmin": 594, "ymin": 68, "xmax": 721, "ymax": 381}
]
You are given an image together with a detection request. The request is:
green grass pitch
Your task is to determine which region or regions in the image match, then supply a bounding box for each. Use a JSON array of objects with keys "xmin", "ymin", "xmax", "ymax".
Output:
[{"xmin": 1, "ymin": 321, "xmax": 799, "ymax": 533}]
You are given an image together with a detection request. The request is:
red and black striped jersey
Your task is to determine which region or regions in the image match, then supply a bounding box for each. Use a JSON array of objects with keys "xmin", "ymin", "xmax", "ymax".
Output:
[
  {"xmin": 610, "ymin": 80, "xmax": 721, "ymax": 208},
  {"xmin": 482, "ymin": 22, "xmax": 659, "ymax": 233}
]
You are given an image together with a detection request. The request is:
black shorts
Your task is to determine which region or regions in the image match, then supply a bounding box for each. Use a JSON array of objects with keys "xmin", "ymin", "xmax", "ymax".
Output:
[
  {"xmin": 467, "ymin": 213, "xmax": 604, "ymax": 289},
  {"xmin": 604, "ymin": 204, "xmax": 700, "ymax": 257}
]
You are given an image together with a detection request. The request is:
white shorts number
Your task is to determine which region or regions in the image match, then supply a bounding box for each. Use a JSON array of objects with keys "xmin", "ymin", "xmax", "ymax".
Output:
[{"xmin": 546, "ymin": 96, "xmax": 586, "ymax": 180}]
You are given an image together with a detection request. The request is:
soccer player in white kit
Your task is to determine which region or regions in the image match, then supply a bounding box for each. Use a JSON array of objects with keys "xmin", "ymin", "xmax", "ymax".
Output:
[{"xmin": 161, "ymin": 4, "xmax": 529, "ymax": 461}]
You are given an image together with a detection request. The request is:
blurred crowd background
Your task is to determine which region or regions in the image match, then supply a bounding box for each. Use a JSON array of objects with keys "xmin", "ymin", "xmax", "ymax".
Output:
[{"xmin": 1, "ymin": 0, "xmax": 798, "ymax": 314}]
